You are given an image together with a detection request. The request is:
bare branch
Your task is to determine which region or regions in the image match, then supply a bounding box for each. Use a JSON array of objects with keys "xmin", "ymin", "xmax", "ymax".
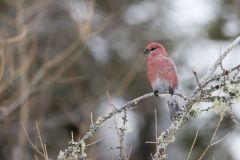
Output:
[
  {"xmin": 126, "ymin": 145, "xmax": 132, "ymax": 160},
  {"xmin": 58, "ymin": 91, "xmax": 185, "ymax": 159},
  {"xmin": 186, "ymin": 128, "xmax": 199, "ymax": 160},
  {"xmin": 86, "ymin": 138, "xmax": 103, "ymax": 147},
  {"xmin": 155, "ymin": 108, "xmax": 158, "ymax": 152},
  {"xmin": 229, "ymin": 108, "xmax": 240, "ymax": 127},
  {"xmin": 193, "ymin": 70, "xmax": 203, "ymax": 94},
  {"xmin": 58, "ymin": 35, "xmax": 240, "ymax": 160},
  {"xmin": 201, "ymin": 35, "xmax": 240, "ymax": 82},
  {"xmin": 21, "ymin": 122, "xmax": 52, "ymax": 160},
  {"xmin": 107, "ymin": 91, "xmax": 125, "ymax": 159},
  {"xmin": 153, "ymin": 35, "xmax": 240, "ymax": 160},
  {"xmin": 198, "ymin": 109, "xmax": 225, "ymax": 160},
  {"xmin": 0, "ymin": 39, "xmax": 79, "ymax": 119},
  {"xmin": 0, "ymin": 26, "xmax": 28, "ymax": 44},
  {"xmin": 36, "ymin": 122, "xmax": 47, "ymax": 158}
]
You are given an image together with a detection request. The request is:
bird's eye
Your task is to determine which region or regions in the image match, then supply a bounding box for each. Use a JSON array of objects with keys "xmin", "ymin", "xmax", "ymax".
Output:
[{"xmin": 150, "ymin": 47, "xmax": 157, "ymax": 51}]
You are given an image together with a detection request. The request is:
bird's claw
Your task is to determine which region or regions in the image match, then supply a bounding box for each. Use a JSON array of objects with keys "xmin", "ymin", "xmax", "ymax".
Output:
[
  {"xmin": 169, "ymin": 87, "xmax": 174, "ymax": 96},
  {"xmin": 154, "ymin": 90, "xmax": 159, "ymax": 97}
]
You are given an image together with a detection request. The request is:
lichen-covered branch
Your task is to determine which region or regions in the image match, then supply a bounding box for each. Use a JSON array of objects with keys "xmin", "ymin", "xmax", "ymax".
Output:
[
  {"xmin": 153, "ymin": 35, "xmax": 240, "ymax": 159},
  {"xmin": 201, "ymin": 35, "xmax": 240, "ymax": 82},
  {"xmin": 57, "ymin": 91, "xmax": 186, "ymax": 160},
  {"xmin": 58, "ymin": 35, "xmax": 240, "ymax": 160}
]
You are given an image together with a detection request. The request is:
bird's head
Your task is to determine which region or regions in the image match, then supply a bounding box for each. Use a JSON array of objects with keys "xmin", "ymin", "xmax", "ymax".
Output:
[{"xmin": 144, "ymin": 42, "xmax": 168, "ymax": 57}]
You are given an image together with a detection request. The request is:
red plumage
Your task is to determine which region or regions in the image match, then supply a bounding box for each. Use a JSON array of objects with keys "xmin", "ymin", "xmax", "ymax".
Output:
[{"xmin": 144, "ymin": 42, "xmax": 178, "ymax": 95}]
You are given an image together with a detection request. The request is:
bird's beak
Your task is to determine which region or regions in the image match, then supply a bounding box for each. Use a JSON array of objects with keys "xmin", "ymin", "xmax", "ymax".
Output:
[{"xmin": 144, "ymin": 49, "xmax": 149, "ymax": 54}]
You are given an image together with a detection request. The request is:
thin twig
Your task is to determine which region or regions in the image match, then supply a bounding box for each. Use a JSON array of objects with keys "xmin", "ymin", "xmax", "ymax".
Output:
[
  {"xmin": 90, "ymin": 112, "xmax": 93, "ymax": 125},
  {"xmin": 86, "ymin": 138, "xmax": 103, "ymax": 147},
  {"xmin": 186, "ymin": 128, "xmax": 199, "ymax": 160},
  {"xmin": 21, "ymin": 122, "xmax": 52, "ymax": 160},
  {"xmin": 155, "ymin": 108, "xmax": 158, "ymax": 152},
  {"xmin": 229, "ymin": 108, "xmax": 240, "ymax": 127},
  {"xmin": 146, "ymin": 141, "xmax": 157, "ymax": 144},
  {"xmin": 119, "ymin": 109, "xmax": 128, "ymax": 159},
  {"xmin": 195, "ymin": 63, "xmax": 240, "ymax": 93},
  {"xmin": 127, "ymin": 145, "xmax": 133, "ymax": 160},
  {"xmin": 36, "ymin": 122, "xmax": 47, "ymax": 159},
  {"xmin": 198, "ymin": 109, "xmax": 225, "ymax": 160},
  {"xmin": 107, "ymin": 91, "xmax": 125, "ymax": 159},
  {"xmin": 202, "ymin": 35, "xmax": 240, "ymax": 82},
  {"xmin": 44, "ymin": 144, "xmax": 49, "ymax": 160},
  {"xmin": 193, "ymin": 70, "xmax": 203, "ymax": 94},
  {"xmin": 211, "ymin": 133, "xmax": 230, "ymax": 146},
  {"xmin": 0, "ymin": 26, "xmax": 28, "ymax": 44}
]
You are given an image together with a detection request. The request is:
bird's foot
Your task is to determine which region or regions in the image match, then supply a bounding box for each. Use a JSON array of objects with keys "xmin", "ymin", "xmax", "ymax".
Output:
[
  {"xmin": 154, "ymin": 90, "xmax": 159, "ymax": 97},
  {"xmin": 169, "ymin": 87, "xmax": 174, "ymax": 96}
]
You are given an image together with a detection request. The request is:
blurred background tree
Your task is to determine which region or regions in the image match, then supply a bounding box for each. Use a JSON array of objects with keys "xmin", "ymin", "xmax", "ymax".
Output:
[{"xmin": 0, "ymin": 0, "xmax": 240, "ymax": 159}]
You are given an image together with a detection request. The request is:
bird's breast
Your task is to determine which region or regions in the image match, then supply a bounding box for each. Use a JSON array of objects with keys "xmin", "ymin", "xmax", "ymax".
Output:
[{"xmin": 147, "ymin": 55, "xmax": 178, "ymax": 91}]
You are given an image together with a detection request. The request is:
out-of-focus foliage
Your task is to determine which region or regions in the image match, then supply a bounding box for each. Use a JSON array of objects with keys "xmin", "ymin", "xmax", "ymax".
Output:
[{"xmin": 0, "ymin": 0, "xmax": 239, "ymax": 159}]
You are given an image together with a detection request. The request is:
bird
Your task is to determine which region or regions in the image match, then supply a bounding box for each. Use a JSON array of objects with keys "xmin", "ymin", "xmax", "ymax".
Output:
[{"xmin": 144, "ymin": 42, "xmax": 184, "ymax": 120}]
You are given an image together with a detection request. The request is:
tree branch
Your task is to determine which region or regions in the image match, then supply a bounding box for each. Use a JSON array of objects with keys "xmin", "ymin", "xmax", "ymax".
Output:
[
  {"xmin": 153, "ymin": 35, "xmax": 240, "ymax": 160},
  {"xmin": 201, "ymin": 35, "xmax": 240, "ymax": 82},
  {"xmin": 58, "ymin": 35, "xmax": 240, "ymax": 160}
]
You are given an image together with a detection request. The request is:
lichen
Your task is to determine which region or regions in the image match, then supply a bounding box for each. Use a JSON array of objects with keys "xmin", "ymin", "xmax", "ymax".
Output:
[
  {"xmin": 121, "ymin": 124, "xmax": 132, "ymax": 133},
  {"xmin": 96, "ymin": 117, "xmax": 103, "ymax": 124},
  {"xmin": 57, "ymin": 150, "xmax": 65, "ymax": 160},
  {"xmin": 212, "ymin": 97, "xmax": 229, "ymax": 116}
]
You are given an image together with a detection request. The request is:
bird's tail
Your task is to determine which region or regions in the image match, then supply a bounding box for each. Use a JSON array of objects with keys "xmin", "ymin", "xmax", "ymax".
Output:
[{"xmin": 166, "ymin": 95, "xmax": 186, "ymax": 120}]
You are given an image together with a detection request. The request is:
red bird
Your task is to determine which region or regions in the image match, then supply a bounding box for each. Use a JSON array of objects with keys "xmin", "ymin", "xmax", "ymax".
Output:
[
  {"xmin": 144, "ymin": 42, "xmax": 182, "ymax": 119},
  {"xmin": 144, "ymin": 42, "xmax": 178, "ymax": 96}
]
